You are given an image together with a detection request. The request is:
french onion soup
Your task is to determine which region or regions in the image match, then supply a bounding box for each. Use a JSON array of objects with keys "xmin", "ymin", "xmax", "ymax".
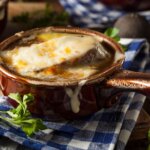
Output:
[{"xmin": 0, "ymin": 31, "xmax": 117, "ymax": 82}]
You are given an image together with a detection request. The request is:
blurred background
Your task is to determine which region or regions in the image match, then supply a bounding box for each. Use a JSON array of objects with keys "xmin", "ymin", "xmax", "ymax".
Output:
[{"xmin": 0, "ymin": 0, "xmax": 150, "ymax": 41}]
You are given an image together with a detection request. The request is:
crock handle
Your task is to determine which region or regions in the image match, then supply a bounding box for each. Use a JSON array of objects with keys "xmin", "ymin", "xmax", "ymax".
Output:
[{"xmin": 104, "ymin": 70, "xmax": 150, "ymax": 97}]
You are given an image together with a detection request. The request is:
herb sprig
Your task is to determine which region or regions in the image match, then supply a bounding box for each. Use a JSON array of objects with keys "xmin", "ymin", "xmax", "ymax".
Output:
[
  {"xmin": 104, "ymin": 27, "xmax": 127, "ymax": 51},
  {"xmin": 0, "ymin": 93, "xmax": 46, "ymax": 136}
]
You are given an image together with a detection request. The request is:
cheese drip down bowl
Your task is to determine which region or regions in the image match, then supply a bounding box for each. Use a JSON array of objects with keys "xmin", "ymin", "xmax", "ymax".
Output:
[{"xmin": 0, "ymin": 27, "xmax": 149, "ymax": 121}]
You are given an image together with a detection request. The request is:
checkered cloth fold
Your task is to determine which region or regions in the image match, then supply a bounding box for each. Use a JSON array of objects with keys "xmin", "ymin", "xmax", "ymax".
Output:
[
  {"xmin": 59, "ymin": 0, "xmax": 150, "ymax": 27},
  {"xmin": 0, "ymin": 38, "xmax": 149, "ymax": 150}
]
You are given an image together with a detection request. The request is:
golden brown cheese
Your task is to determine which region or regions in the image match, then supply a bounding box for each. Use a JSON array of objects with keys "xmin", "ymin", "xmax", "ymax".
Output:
[{"xmin": 0, "ymin": 32, "xmax": 112, "ymax": 81}]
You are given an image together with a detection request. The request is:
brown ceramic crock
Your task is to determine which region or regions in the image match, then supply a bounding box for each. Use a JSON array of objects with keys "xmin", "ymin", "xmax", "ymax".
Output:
[{"xmin": 0, "ymin": 27, "xmax": 149, "ymax": 121}]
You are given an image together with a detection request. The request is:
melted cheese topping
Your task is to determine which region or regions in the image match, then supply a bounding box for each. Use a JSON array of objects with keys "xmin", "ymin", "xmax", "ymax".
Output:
[
  {"xmin": 0, "ymin": 32, "xmax": 112, "ymax": 81},
  {"xmin": 65, "ymin": 80, "xmax": 87, "ymax": 113},
  {"xmin": 1, "ymin": 34, "xmax": 96, "ymax": 70}
]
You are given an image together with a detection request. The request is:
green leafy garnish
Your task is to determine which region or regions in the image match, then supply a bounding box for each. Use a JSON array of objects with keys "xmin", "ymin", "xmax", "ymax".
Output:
[
  {"xmin": 104, "ymin": 28, "xmax": 127, "ymax": 51},
  {"xmin": 104, "ymin": 27, "xmax": 120, "ymax": 42},
  {"xmin": 0, "ymin": 93, "xmax": 46, "ymax": 136}
]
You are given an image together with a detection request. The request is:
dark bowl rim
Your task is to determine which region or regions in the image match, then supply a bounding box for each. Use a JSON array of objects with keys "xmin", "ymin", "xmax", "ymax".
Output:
[{"xmin": 0, "ymin": 26, "xmax": 125, "ymax": 87}]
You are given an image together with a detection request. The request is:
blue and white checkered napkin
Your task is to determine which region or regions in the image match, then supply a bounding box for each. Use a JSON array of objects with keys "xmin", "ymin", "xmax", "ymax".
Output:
[
  {"xmin": 0, "ymin": 39, "xmax": 149, "ymax": 150},
  {"xmin": 59, "ymin": 0, "xmax": 150, "ymax": 27}
]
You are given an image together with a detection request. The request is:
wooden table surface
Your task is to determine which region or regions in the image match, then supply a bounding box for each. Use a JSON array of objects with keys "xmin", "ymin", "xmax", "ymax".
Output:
[{"xmin": 0, "ymin": 2, "xmax": 150, "ymax": 150}]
